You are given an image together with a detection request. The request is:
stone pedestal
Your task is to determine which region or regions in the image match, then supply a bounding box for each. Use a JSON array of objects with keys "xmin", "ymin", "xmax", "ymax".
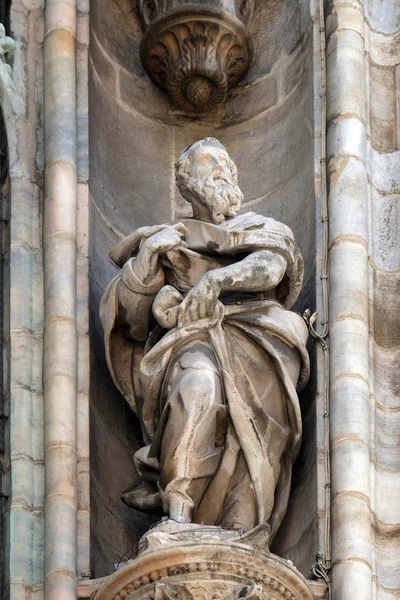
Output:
[{"xmin": 93, "ymin": 524, "xmax": 315, "ymax": 600}]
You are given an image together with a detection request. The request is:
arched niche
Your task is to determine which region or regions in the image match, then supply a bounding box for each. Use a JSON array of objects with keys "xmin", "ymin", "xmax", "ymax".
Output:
[{"xmin": 89, "ymin": 0, "xmax": 317, "ymax": 578}]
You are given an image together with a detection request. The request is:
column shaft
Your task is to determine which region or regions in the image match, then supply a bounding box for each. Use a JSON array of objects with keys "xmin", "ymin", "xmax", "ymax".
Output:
[
  {"xmin": 43, "ymin": 1, "xmax": 78, "ymax": 598},
  {"xmin": 326, "ymin": 1, "xmax": 372, "ymax": 598}
]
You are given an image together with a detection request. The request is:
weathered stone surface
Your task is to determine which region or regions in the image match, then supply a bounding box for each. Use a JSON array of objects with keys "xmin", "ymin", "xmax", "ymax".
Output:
[
  {"xmin": 367, "ymin": 144, "xmax": 400, "ymax": 194},
  {"xmin": 100, "ymin": 138, "xmax": 309, "ymax": 535},
  {"xmin": 372, "ymin": 268, "xmax": 400, "ymax": 348},
  {"xmin": 369, "ymin": 62, "xmax": 397, "ymax": 153},
  {"xmin": 371, "ymin": 189, "xmax": 400, "ymax": 272},
  {"xmin": 374, "ymin": 346, "xmax": 400, "ymax": 410},
  {"xmin": 326, "ymin": 29, "xmax": 366, "ymax": 123},
  {"xmin": 93, "ymin": 529, "xmax": 316, "ymax": 600}
]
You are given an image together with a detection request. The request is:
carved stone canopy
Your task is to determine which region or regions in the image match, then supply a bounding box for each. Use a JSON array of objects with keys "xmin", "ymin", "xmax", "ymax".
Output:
[{"xmin": 138, "ymin": 1, "xmax": 254, "ymax": 112}]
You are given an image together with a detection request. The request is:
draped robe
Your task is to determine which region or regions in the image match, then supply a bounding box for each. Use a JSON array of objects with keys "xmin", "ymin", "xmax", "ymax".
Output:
[{"xmin": 100, "ymin": 212, "xmax": 309, "ymax": 538}]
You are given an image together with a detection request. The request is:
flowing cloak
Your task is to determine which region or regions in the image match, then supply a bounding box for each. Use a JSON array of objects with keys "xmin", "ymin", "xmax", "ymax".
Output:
[{"xmin": 100, "ymin": 212, "xmax": 310, "ymax": 538}]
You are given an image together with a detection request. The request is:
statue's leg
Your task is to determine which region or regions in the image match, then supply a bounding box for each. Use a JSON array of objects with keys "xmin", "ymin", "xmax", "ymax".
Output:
[
  {"xmin": 158, "ymin": 341, "xmax": 227, "ymax": 523},
  {"xmin": 215, "ymin": 450, "xmax": 257, "ymax": 531}
]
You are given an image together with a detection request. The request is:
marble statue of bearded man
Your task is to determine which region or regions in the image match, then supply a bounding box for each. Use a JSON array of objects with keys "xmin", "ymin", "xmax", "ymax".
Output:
[{"xmin": 100, "ymin": 138, "xmax": 309, "ymax": 541}]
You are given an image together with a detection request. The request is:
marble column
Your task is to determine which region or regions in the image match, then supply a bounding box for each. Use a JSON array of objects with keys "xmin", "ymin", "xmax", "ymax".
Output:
[
  {"xmin": 43, "ymin": 0, "xmax": 78, "ymax": 597},
  {"xmin": 326, "ymin": 1, "xmax": 372, "ymax": 598}
]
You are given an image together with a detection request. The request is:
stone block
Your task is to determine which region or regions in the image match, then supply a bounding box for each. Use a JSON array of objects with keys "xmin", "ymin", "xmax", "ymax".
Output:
[
  {"xmin": 326, "ymin": 3, "xmax": 364, "ymax": 39},
  {"xmin": 10, "ymin": 454, "xmax": 34, "ymax": 507},
  {"xmin": 43, "ymin": 0, "xmax": 76, "ymax": 37},
  {"xmin": 89, "ymin": 29, "xmax": 116, "ymax": 95},
  {"xmin": 44, "ymin": 570, "xmax": 77, "ymax": 599},
  {"xmin": 331, "ymin": 493, "xmax": 371, "ymax": 565},
  {"xmin": 77, "ymin": 259, "xmax": 89, "ymax": 332},
  {"xmin": 10, "ymin": 245, "xmax": 43, "ymax": 333},
  {"xmin": 373, "ymin": 522, "xmax": 400, "ymax": 591},
  {"xmin": 77, "ymin": 336, "xmax": 89, "ymax": 395},
  {"xmin": 222, "ymin": 72, "xmax": 278, "ymax": 126},
  {"xmin": 329, "ymin": 241, "xmax": 368, "ymax": 323},
  {"xmin": 10, "ymin": 329, "xmax": 42, "ymax": 392},
  {"xmin": 77, "ymin": 459, "xmax": 90, "ymax": 510},
  {"xmin": 371, "ymin": 188, "xmax": 400, "ymax": 271},
  {"xmin": 331, "ymin": 560, "xmax": 371, "ymax": 600},
  {"xmin": 10, "ymin": 387, "xmax": 33, "ymax": 458},
  {"xmin": 374, "ymin": 345, "xmax": 400, "ymax": 410},
  {"xmin": 331, "ymin": 438, "xmax": 370, "ymax": 498},
  {"xmin": 327, "ymin": 118, "xmax": 366, "ymax": 162},
  {"xmin": 32, "ymin": 509, "xmax": 44, "ymax": 583},
  {"xmin": 31, "ymin": 391, "xmax": 44, "ymax": 463},
  {"xmin": 330, "ymin": 376, "xmax": 370, "ymax": 445},
  {"xmin": 10, "ymin": 178, "xmax": 41, "ymax": 250},
  {"xmin": 9, "ymin": 505, "xmax": 35, "ymax": 581},
  {"xmin": 43, "ymin": 161, "xmax": 77, "ymax": 238},
  {"xmin": 397, "ymin": 65, "xmax": 400, "ymax": 153},
  {"xmin": 375, "ymin": 404, "xmax": 400, "ymax": 472},
  {"xmin": 369, "ymin": 62, "xmax": 396, "ymax": 153},
  {"xmin": 77, "ymin": 182, "xmax": 89, "ymax": 252},
  {"xmin": 45, "ymin": 445, "xmax": 77, "ymax": 502},
  {"xmin": 367, "ymin": 143, "xmax": 400, "ymax": 194},
  {"xmin": 43, "ymin": 239, "xmax": 76, "ymax": 323},
  {"xmin": 365, "ymin": 0, "xmax": 400, "ymax": 35},
  {"xmin": 77, "ymin": 509, "xmax": 90, "ymax": 577},
  {"xmin": 330, "ymin": 317, "xmax": 369, "ymax": 382},
  {"xmin": 283, "ymin": 34, "xmax": 312, "ymax": 98},
  {"xmin": 373, "ymin": 268, "xmax": 400, "ymax": 348},
  {"xmin": 43, "ymin": 376, "xmax": 76, "ymax": 450},
  {"xmin": 368, "ymin": 28, "xmax": 400, "ymax": 67},
  {"xmin": 328, "ymin": 156, "xmax": 368, "ymax": 242},
  {"xmin": 327, "ymin": 29, "xmax": 366, "ymax": 123},
  {"xmin": 374, "ymin": 468, "xmax": 400, "ymax": 526},
  {"xmin": 118, "ymin": 65, "xmax": 169, "ymax": 121}
]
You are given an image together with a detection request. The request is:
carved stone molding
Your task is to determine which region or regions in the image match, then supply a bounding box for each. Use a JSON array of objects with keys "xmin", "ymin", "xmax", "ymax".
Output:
[
  {"xmin": 138, "ymin": 3, "xmax": 254, "ymax": 112},
  {"xmin": 92, "ymin": 525, "xmax": 316, "ymax": 600}
]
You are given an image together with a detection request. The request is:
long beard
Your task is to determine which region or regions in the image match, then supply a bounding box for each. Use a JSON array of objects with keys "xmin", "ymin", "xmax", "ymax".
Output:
[{"xmin": 186, "ymin": 174, "xmax": 243, "ymax": 224}]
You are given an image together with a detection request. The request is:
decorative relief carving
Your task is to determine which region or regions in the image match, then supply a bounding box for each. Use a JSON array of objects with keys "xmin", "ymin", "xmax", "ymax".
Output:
[
  {"xmin": 92, "ymin": 532, "xmax": 316, "ymax": 600},
  {"xmin": 138, "ymin": 3, "xmax": 254, "ymax": 112},
  {"xmin": 154, "ymin": 581, "xmax": 263, "ymax": 600}
]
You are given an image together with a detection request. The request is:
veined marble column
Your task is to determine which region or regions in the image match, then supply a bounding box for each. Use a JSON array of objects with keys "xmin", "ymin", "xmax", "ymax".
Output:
[
  {"xmin": 43, "ymin": 0, "xmax": 78, "ymax": 598},
  {"xmin": 326, "ymin": 1, "xmax": 371, "ymax": 598}
]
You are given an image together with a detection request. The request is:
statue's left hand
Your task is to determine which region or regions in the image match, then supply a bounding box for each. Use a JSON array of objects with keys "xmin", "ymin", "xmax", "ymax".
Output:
[{"xmin": 178, "ymin": 273, "xmax": 220, "ymax": 327}]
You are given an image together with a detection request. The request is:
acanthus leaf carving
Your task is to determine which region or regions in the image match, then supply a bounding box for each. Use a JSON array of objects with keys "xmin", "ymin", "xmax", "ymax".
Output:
[{"xmin": 138, "ymin": 2, "xmax": 254, "ymax": 112}]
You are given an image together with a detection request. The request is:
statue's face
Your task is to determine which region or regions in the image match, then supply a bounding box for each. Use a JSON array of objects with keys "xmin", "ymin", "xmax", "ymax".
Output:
[
  {"xmin": 189, "ymin": 144, "xmax": 234, "ymax": 189},
  {"xmin": 182, "ymin": 142, "xmax": 243, "ymax": 223}
]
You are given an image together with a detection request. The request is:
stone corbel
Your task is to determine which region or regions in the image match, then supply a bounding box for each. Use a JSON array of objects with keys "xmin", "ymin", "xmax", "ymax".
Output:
[{"xmin": 138, "ymin": 1, "xmax": 254, "ymax": 112}]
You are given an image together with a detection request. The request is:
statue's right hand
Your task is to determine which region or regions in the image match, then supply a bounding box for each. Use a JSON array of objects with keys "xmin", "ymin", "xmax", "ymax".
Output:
[{"xmin": 141, "ymin": 223, "xmax": 187, "ymax": 256}]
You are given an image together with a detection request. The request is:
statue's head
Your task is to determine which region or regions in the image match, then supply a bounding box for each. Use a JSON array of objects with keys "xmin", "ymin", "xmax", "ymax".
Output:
[{"xmin": 175, "ymin": 138, "xmax": 243, "ymax": 224}]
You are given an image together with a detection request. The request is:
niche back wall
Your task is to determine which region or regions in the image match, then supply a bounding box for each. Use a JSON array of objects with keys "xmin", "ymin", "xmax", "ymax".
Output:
[{"xmin": 89, "ymin": 0, "xmax": 316, "ymax": 578}]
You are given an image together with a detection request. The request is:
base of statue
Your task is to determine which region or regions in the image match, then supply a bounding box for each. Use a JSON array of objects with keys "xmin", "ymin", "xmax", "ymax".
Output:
[{"xmin": 93, "ymin": 521, "xmax": 316, "ymax": 600}]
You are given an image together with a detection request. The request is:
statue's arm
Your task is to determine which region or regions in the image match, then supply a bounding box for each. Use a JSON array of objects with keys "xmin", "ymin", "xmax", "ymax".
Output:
[
  {"xmin": 116, "ymin": 257, "xmax": 165, "ymax": 342},
  {"xmin": 207, "ymin": 249, "xmax": 287, "ymax": 294},
  {"xmin": 178, "ymin": 250, "xmax": 287, "ymax": 325},
  {"xmin": 116, "ymin": 223, "xmax": 187, "ymax": 341}
]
